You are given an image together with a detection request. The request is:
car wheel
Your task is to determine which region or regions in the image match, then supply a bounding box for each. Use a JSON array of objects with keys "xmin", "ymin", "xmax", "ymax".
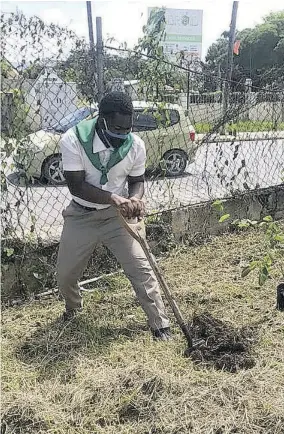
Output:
[
  {"xmin": 42, "ymin": 154, "xmax": 66, "ymax": 185},
  {"xmin": 161, "ymin": 149, "xmax": 187, "ymax": 177}
]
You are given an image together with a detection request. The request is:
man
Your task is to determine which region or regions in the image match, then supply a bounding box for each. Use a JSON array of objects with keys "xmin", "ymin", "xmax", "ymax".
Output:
[{"xmin": 57, "ymin": 91, "xmax": 171, "ymax": 340}]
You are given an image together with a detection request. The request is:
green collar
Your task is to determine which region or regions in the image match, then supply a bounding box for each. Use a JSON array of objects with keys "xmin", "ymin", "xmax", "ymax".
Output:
[{"xmin": 74, "ymin": 117, "xmax": 133, "ymax": 185}]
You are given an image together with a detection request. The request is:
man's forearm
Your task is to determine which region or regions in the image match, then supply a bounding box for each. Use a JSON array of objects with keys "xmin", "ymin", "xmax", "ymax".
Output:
[
  {"xmin": 128, "ymin": 181, "xmax": 144, "ymax": 200},
  {"xmin": 64, "ymin": 171, "xmax": 143, "ymax": 208},
  {"xmin": 70, "ymin": 180, "xmax": 113, "ymax": 205}
]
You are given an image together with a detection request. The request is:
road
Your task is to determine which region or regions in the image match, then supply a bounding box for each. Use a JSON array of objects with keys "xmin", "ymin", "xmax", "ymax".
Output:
[{"xmin": 2, "ymin": 136, "xmax": 283, "ymax": 241}]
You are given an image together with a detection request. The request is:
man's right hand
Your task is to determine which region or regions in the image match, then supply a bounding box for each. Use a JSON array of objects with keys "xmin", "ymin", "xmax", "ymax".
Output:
[{"xmin": 110, "ymin": 194, "xmax": 134, "ymax": 219}]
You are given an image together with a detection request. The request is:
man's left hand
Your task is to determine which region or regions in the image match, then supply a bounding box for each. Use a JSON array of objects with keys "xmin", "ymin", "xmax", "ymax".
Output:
[{"xmin": 128, "ymin": 196, "xmax": 145, "ymax": 220}]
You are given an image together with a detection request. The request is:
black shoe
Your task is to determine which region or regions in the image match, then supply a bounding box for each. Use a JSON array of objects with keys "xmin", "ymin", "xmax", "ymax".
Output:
[
  {"xmin": 152, "ymin": 327, "xmax": 172, "ymax": 341},
  {"xmin": 62, "ymin": 308, "xmax": 82, "ymax": 322}
]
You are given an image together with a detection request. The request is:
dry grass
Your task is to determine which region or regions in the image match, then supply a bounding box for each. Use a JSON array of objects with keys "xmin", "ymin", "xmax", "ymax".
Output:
[{"xmin": 1, "ymin": 228, "xmax": 284, "ymax": 434}]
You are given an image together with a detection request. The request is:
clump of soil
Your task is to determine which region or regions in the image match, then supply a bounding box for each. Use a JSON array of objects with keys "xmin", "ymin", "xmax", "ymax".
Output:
[{"xmin": 185, "ymin": 312, "xmax": 256, "ymax": 372}]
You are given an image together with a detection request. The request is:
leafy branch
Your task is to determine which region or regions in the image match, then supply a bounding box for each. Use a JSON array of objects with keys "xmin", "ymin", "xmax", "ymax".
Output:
[{"xmin": 212, "ymin": 200, "xmax": 284, "ymax": 287}]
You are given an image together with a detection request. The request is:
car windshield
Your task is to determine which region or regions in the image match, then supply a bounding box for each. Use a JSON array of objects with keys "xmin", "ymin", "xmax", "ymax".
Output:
[{"xmin": 46, "ymin": 107, "xmax": 96, "ymax": 133}]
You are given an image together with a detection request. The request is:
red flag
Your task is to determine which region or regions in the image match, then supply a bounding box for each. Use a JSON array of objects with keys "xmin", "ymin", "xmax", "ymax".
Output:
[{"xmin": 233, "ymin": 40, "xmax": 240, "ymax": 55}]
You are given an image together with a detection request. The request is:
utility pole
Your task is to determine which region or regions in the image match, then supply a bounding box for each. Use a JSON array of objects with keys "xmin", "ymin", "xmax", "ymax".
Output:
[
  {"xmin": 86, "ymin": 1, "xmax": 95, "ymax": 48},
  {"xmin": 222, "ymin": 1, "xmax": 239, "ymax": 130},
  {"xmin": 96, "ymin": 16, "xmax": 104, "ymax": 102}
]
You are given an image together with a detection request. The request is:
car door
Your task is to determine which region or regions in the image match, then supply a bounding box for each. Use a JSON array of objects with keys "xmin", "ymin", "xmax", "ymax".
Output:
[
  {"xmin": 133, "ymin": 108, "xmax": 181, "ymax": 167},
  {"xmin": 133, "ymin": 109, "xmax": 159, "ymax": 168}
]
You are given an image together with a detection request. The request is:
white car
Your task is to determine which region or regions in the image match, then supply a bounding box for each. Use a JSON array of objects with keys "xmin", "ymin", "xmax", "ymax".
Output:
[{"xmin": 13, "ymin": 102, "xmax": 197, "ymax": 184}]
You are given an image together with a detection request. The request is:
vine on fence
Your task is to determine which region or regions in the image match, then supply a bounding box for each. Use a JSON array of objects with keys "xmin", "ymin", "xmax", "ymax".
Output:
[{"xmin": 1, "ymin": 12, "xmax": 86, "ymax": 240}]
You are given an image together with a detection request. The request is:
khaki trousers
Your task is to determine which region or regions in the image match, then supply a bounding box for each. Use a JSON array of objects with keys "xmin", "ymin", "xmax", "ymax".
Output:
[{"xmin": 57, "ymin": 201, "xmax": 170, "ymax": 330}]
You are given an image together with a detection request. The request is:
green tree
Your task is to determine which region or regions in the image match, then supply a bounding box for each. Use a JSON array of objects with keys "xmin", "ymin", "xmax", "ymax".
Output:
[
  {"xmin": 205, "ymin": 11, "xmax": 284, "ymax": 89},
  {"xmin": 205, "ymin": 33, "xmax": 228, "ymax": 72},
  {"xmin": 131, "ymin": 7, "xmax": 187, "ymax": 101},
  {"xmin": 58, "ymin": 7, "xmax": 188, "ymax": 102},
  {"xmin": 56, "ymin": 46, "xmax": 96, "ymax": 101},
  {"xmin": 57, "ymin": 46, "xmax": 142, "ymax": 101}
]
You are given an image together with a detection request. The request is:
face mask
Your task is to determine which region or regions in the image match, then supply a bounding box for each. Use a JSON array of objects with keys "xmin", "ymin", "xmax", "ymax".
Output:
[{"xmin": 103, "ymin": 119, "xmax": 130, "ymax": 140}]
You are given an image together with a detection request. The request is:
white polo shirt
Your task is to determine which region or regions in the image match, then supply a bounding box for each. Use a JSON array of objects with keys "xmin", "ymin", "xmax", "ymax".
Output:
[{"xmin": 60, "ymin": 127, "xmax": 146, "ymax": 209}]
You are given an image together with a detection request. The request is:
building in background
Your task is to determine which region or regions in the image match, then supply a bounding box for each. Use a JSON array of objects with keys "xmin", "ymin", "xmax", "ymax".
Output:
[
  {"xmin": 148, "ymin": 8, "xmax": 203, "ymax": 61},
  {"xmin": 1, "ymin": 68, "xmax": 79, "ymax": 132}
]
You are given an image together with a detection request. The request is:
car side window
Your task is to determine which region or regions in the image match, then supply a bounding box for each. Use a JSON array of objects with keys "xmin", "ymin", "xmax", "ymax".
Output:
[
  {"xmin": 169, "ymin": 109, "xmax": 180, "ymax": 126},
  {"xmin": 65, "ymin": 108, "xmax": 91, "ymax": 130},
  {"xmin": 132, "ymin": 108, "xmax": 180, "ymax": 131},
  {"xmin": 53, "ymin": 108, "xmax": 93, "ymax": 133},
  {"xmin": 159, "ymin": 109, "xmax": 180, "ymax": 127},
  {"xmin": 133, "ymin": 110, "xmax": 157, "ymax": 132}
]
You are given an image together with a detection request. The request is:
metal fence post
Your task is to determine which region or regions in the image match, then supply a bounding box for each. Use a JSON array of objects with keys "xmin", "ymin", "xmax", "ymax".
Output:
[
  {"xmin": 244, "ymin": 78, "xmax": 252, "ymax": 122},
  {"xmin": 281, "ymin": 92, "xmax": 284, "ymax": 123},
  {"xmin": 86, "ymin": 2, "xmax": 97, "ymax": 100},
  {"xmin": 86, "ymin": 1, "xmax": 95, "ymax": 48},
  {"xmin": 96, "ymin": 16, "xmax": 104, "ymax": 102},
  {"xmin": 222, "ymin": 1, "xmax": 239, "ymax": 132}
]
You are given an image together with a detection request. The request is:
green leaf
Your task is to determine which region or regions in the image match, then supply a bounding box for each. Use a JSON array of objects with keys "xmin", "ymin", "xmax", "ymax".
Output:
[
  {"xmin": 219, "ymin": 214, "xmax": 231, "ymax": 223},
  {"xmin": 238, "ymin": 221, "xmax": 251, "ymax": 228},
  {"xmin": 273, "ymin": 234, "xmax": 284, "ymax": 242},
  {"xmin": 212, "ymin": 199, "xmax": 225, "ymax": 212},
  {"xmin": 249, "ymin": 261, "xmax": 259, "ymax": 270},
  {"xmin": 263, "ymin": 215, "xmax": 273, "ymax": 222},
  {"xmin": 212, "ymin": 199, "xmax": 225, "ymax": 206},
  {"xmin": 263, "ymin": 255, "xmax": 273, "ymax": 267},
  {"xmin": 4, "ymin": 247, "xmax": 14, "ymax": 257}
]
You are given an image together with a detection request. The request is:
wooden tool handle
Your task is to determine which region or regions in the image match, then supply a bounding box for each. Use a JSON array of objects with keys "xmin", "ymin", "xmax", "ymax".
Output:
[
  {"xmin": 117, "ymin": 212, "xmax": 145, "ymax": 242},
  {"xmin": 118, "ymin": 211, "xmax": 193, "ymax": 348}
]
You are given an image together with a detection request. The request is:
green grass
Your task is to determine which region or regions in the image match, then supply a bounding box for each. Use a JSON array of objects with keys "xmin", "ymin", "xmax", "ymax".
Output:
[
  {"xmin": 195, "ymin": 121, "xmax": 284, "ymax": 134},
  {"xmin": 2, "ymin": 228, "xmax": 284, "ymax": 433}
]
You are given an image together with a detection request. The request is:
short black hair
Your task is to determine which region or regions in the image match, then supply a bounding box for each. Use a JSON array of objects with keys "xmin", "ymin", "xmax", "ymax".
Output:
[{"xmin": 99, "ymin": 91, "xmax": 133, "ymax": 117}]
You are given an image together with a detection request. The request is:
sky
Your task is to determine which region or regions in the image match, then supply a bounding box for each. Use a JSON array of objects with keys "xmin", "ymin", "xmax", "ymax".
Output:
[{"xmin": 2, "ymin": 0, "xmax": 284, "ymax": 59}]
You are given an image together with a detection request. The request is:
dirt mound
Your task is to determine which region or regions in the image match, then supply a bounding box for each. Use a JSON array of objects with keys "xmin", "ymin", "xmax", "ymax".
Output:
[{"xmin": 185, "ymin": 313, "xmax": 256, "ymax": 372}]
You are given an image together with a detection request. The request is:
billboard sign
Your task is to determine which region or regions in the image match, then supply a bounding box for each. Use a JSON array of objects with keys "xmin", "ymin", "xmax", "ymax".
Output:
[{"xmin": 148, "ymin": 8, "xmax": 203, "ymax": 60}]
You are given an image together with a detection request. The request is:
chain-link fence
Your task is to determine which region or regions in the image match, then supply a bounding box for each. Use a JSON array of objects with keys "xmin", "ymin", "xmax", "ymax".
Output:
[{"xmin": 1, "ymin": 13, "xmax": 284, "ymax": 244}]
